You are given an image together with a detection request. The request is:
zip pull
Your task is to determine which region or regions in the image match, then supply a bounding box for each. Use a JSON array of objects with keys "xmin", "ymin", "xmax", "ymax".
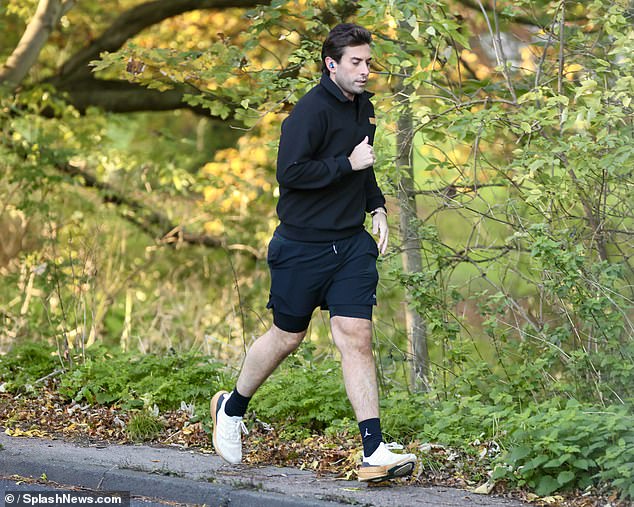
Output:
[{"xmin": 332, "ymin": 243, "xmax": 338, "ymax": 254}]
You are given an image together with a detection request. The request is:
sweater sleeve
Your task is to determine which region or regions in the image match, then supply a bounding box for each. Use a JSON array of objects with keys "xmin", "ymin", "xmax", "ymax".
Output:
[
  {"xmin": 276, "ymin": 108, "xmax": 354, "ymax": 190},
  {"xmin": 365, "ymin": 167, "xmax": 386, "ymax": 213}
]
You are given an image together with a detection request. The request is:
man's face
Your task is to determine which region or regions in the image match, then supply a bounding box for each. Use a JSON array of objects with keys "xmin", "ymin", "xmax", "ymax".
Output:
[{"xmin": 329, "ymin": 44, "xmax": 372, "ymax": 100}]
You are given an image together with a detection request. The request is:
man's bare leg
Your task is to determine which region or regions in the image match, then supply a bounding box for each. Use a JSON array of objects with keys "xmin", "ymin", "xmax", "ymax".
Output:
[
  {"xmin": 330, "ymin": 316, "xmax": 379, "ymax": 421},
  {"xmin": 236, "ymin": 324, "xmax": 306, "ymax": 396},
  {"xmin": 212, "ymin": 324, "xmax": 306, "ymax": 464},
  {"xmin": 330, "ymin": 315, "xmax": 416, "ymax": 481}
]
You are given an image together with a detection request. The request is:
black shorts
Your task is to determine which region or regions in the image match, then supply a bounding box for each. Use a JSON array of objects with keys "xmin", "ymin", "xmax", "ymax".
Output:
[{"xmin": 266, "ymin": 229, "xmax": 379, "ymax": 333}]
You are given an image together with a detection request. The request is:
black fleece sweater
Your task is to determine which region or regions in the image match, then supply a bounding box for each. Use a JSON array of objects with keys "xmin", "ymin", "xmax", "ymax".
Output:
[{"xmin": 275, "ymin": 74, "xmax": 386, "ymax": 242}]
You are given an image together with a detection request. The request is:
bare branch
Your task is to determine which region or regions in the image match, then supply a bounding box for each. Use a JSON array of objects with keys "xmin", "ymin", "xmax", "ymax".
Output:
[
  {"xmin": 412, "ymin": 182, "xmax": 509, "ymax": 196},
  {"xmin": 557, "ymin": 1, "xmax": 565, "ymax": 129},
  {"xmin": 55, "ymin": 159, "xmax": 260, "ymax": 260},
  {"xmin": 0, "ymin": 0, "xmax": 76, "ymax": 89},
  {"xmin": 476, "ymin": 0, "xmax": 517, "ymax": 102}
]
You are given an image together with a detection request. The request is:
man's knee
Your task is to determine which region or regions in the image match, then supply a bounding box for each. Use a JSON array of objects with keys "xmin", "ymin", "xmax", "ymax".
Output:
[
  {"xmin": 331, "ymin": 316, "xmax": 373, "ymax": 354},
  {"xmin": 270, "ymin": 324, "xmax": 306, "ymax": 352}
]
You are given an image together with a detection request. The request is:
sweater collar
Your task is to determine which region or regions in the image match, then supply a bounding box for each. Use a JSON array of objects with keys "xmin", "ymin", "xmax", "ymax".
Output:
[{"xmin": 320, "ymin": 73, "xmax": 374, "ymax": 104}]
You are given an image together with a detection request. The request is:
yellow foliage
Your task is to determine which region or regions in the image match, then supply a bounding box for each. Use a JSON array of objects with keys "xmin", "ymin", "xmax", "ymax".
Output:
[
  {"xmin": 458, "ymin": 50, "xmax": 491, "ymax": 80},
  {"xmin": 134, "ymin": 11, "xmax": 243, "ymax": 50},
  {"xmin": 423, "ymin": 61, "xmax": 443, "ymax": 72},
  {"xmin": 203, "ymin": 186, "xmax": 222, "ymax": 202},
  {"xmin": 564, "ymin": 63, "xmax": 584, "ymax": 80},
  {"xmin": 474, "ymin": 64, "xmax": 491, "ymax": 80},
  {"xmin": 200, "ymin": 130, "xmax": 275, "ymax": 215},
  {"xmin": 520, "ymin": 46, "xmax": 537, "ymax": 74},
  {"xmin": 461, "ymin": 50, "xmax": 479, "ymax": 64},
  {"xmin": 204, "ymin": 219, "xmax": 225, "ymax": 235}
]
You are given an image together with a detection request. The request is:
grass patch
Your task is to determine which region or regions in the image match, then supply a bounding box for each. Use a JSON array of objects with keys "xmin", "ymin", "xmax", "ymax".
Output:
[{"xmin": 126, "ymin": 412, "xmax": 165, "ymax": 442}]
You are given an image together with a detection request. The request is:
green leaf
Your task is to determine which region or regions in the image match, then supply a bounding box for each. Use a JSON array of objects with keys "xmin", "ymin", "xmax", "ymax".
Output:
[
  {"xmin": 536, "ymin": 475, "xmax": 560, "ymax": 496},
  {"xmin": 572, "ymin": 458, "xmax": 594, "ymax": 471},
  {"xmin": 545, "ymin": 453, "xmax": 572, "ymax": 468},
  {"xmin": 491, "ymin": 465, "xmax": 511, "ymax": 480},
  {"xmin": 518, "ymin": 91, "xmax": 538, "ymax": 104},
  {"xmin": 557, "ymin": 471, "xmax": 575, "ymax": 486},
  {"xmin": 507, "ymin": 446, "xmax": 531, "ymax": 464},
  {"xmin": 521, "ymin": 454, "xmax": 550, "ymax": 473}
]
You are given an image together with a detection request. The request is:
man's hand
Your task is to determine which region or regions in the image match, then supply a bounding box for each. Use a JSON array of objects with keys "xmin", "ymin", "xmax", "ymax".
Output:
[
  {"xmin": 348, "ymin": 136, "xmax": 375, "ymax": 171},
  {"xmin": 372, "ymin": 208, "xmax": 388, "ymax": 255}
]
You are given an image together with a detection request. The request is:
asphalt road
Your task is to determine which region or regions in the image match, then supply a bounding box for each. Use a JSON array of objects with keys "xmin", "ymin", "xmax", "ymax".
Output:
[
  {"xmin": 0, "ymin": 431, "xmax": 528, "ymax": 507},
  {"xmin": 0, "ymin": 476, "xmax": 334, "ymax": 507},
  {"xmin": 1, "ymin": 479, "xmax": 173, "ymax": 507}
]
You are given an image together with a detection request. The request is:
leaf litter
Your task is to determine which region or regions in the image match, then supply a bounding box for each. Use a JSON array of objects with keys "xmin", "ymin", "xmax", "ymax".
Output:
[{"xmin": 0, "ymin": 385, "xmax": 629, "ymax": 507}]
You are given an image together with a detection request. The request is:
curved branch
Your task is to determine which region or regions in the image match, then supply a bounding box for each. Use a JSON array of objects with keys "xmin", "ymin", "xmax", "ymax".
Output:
[
  {"xmin": 51, "ymin": 77, "xmax": 236, "ymax": 117},
  {"xmin": 0, "ymin": 0, "xmax": 75, "ymax": 89},
  {"xmin": 55, "ymin": 159, "xmax": 260, "ymax": 260},
  {"xmin": 56, "ymin": 0, "xmax": 271, "ymax": 81}
]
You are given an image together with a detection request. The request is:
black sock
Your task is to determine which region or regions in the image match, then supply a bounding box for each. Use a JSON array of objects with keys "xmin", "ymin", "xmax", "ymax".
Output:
[
  {"xmin": 224, "ymin": 387, "xmax": 251, "ymax": 417},
  {"xmin": 359, "ymin": 418, "xmax": 383, "ymax": 457}
]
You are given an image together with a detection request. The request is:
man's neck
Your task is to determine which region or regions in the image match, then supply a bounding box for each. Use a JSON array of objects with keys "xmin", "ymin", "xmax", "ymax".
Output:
[{"xmin": 329, "ymin": 74, "xmax": 354, "ymax": 101}]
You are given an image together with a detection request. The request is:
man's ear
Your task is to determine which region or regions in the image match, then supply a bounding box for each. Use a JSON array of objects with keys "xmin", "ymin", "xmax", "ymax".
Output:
[{"xmin": 325, "ymin": 57, "xmax": 336, "ymax": 70}]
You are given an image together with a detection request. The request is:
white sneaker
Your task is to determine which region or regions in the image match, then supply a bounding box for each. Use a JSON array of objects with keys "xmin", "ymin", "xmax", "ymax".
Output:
[
  {"xmin": 357, "ymin": 442, "xmax": 417, "ymax": 482},
  {"xmin": 211, "ymin": 391, "xmax": 248, "ymax": 464}
]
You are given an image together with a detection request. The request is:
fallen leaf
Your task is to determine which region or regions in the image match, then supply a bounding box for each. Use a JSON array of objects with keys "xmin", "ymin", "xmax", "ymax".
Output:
[
  {"xmin": 472, "ymin": 481, "xmax": 495, "ymax": 494},
  {"xmin": 541, "ymin": 496, "xmax": 564, "ymax": 504}
]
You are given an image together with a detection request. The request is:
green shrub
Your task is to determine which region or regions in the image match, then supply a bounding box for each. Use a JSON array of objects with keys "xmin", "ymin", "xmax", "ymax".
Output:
[
  {"xmin": 250, "ymin": 353, "xmax": 352, "ymax": 436},
  {"xmin": 58, "ymin": 348, "xmax": 231, "ymax": 412},
  {"xmin": 492, "ymin": 399, "xmax": 634, "ymax": 499},
  {"xmin": 0, "ymin": 341, "xmax": 59, "ymax": 391}
]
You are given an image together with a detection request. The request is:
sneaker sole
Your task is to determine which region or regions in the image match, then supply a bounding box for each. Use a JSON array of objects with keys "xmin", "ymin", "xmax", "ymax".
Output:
[
  {"xmin": 210, "ymin": 390, "xmax": 230, "ymax": 463},
  {"xmin": 357, "ymin": 457, "xmax": 416, "ymax": 482}
]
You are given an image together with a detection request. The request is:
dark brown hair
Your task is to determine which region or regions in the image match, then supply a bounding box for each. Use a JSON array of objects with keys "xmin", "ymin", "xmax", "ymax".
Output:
[{"xmin": 321, "ymin": 23, "xmax": 372, "ymax": 73}]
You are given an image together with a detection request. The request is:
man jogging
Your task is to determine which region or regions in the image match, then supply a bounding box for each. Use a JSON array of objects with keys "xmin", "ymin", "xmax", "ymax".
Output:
[{"xmin": 211, "ymin": 23, "xmax": 417, "ymax": 483}]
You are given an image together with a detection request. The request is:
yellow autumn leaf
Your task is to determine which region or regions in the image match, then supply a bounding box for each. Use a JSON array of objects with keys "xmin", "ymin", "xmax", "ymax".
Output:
[
  {"xmin": 6, "ymin": 427, "xmax": 49, "ymax": 438},
  {"xmin": 541, "ymin": 496, "xmax": 564, "ymax": 505},
  {"xmin": 472, "ymin": 481, "xmax": 495, "ymax": 495}
]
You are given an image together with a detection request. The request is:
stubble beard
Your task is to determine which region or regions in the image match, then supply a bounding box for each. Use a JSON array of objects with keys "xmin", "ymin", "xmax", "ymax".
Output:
[{"xmin": 338, "ymin": 76, "xmax": 367, "ymax": 98}]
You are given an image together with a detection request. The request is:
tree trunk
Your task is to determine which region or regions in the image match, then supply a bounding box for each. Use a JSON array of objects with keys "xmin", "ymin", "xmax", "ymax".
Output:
[
  {"xmin": 396, "ymin": 87, "xmax": 430, "ymax": 392},
  {"xmin": 0, "ymin": 0, "xmax": 73, "ymax": 89}
]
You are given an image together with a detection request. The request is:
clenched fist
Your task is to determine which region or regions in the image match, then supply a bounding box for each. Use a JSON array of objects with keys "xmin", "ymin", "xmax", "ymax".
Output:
[{"xmin": 348, "ymin": 136, "xmax": 376, "ymax": 171}]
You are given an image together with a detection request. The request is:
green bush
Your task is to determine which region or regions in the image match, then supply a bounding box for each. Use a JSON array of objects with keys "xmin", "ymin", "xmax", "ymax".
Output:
[
  {"xmin": 250, "ymin": 352, "xmax": 352, "ymax": 436},
  {"xmin": 380, "ymin": 359, "xmax": 633, "ymax": 500},
  {"xmin": 58, "ymin": 348, "xmax": 231, "ymax": 413},
  {"xmin": 492, "ymin": 399, "xmax": 633, "ymax": 499},
  {"xmin": 0, "ymin": 341, "xmax": 59, "ymax": 391}
]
